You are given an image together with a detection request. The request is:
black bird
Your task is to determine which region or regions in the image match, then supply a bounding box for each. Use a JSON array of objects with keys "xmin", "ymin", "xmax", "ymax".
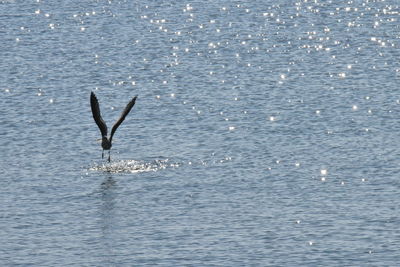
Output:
[{"xmin": 90, "ymin": 91, "xmax": 138, "ymax": 162}]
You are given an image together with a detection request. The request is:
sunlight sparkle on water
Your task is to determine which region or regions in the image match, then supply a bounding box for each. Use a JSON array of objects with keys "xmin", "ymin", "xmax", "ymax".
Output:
[{"xmin": 3, "ymin": 0, "xmax": 399, "ymax": 265}]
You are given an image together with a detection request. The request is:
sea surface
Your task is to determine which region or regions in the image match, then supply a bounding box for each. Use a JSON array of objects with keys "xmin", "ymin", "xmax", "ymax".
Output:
[{"xmin": 1, "ymin": 0, "xmax": 400, "ymax": 266}]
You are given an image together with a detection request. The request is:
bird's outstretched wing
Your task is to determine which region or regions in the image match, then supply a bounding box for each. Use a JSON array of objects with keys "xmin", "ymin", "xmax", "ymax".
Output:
[
  {"xmin": 90, "ymin": 91, "xmax": 108, "ymax": 137},
  {"xmin": 110, "ymin": 95, "xmax": 137, "ymax": 142}
]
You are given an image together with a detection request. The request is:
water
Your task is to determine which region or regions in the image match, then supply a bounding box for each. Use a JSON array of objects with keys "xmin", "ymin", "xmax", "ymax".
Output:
[{"xmin": 1, "ymin": 0, "xmax": 400, "ymax": 265}]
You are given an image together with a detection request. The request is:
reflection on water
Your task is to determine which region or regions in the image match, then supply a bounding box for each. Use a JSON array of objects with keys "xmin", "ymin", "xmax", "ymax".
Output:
[{"xmin": 99, "ymin": 176, "xmax": 117, "ymax": 265}]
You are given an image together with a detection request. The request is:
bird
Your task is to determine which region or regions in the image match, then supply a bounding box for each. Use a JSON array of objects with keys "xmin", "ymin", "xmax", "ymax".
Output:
[{"xmin": 90, "ymin": 91, "xmax": 138, "ymax": 162}]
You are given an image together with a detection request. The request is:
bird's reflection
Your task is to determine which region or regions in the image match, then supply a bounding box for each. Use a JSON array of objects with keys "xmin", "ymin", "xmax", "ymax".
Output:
[
  {"xmin": 101, "ymin": 175, "xmax": 117, "ymax": 190},
  {"xmin": 99, "ymin": 175, "xmax": 117, "ymax": 265}
]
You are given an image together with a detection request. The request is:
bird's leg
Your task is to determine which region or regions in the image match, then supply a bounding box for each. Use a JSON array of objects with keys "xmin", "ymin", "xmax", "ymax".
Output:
[
  {"xmin": 108, "ymin": 151, "xmax": 111, "ymax": 162},
  {"xmin": 102, "ymin": 150, "xmax": 104, "ymax": 159}
]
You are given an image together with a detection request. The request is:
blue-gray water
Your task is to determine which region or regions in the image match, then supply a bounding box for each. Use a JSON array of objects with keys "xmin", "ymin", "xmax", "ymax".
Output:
[{"xmin": 1, "ymin": 0, "xmax": 400, "ymax": 266}]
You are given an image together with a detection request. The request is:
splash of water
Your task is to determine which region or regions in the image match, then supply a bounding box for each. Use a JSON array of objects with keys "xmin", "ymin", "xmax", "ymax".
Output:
[{"xmin": 90, "ymin": 159, "xmax": 177, "ymax": 173}]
